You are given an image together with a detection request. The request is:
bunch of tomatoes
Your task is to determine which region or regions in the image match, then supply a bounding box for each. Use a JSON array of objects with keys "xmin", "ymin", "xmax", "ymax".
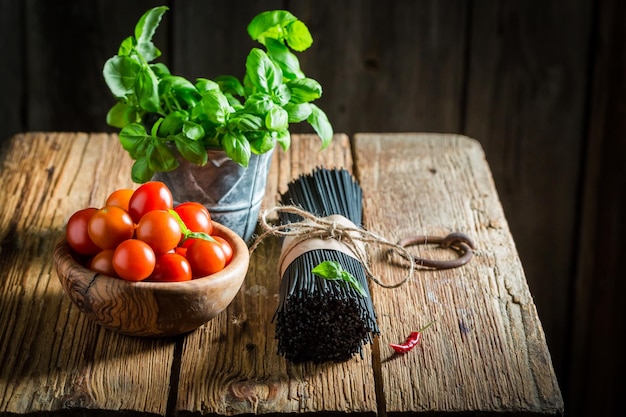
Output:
[{"xmin": 65, "ymin": 181, "xmax": 233, "ymax": 282}]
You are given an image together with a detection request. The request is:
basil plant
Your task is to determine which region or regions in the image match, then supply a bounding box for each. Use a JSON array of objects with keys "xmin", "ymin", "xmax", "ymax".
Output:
[{"xmin": 103, "ymin": 6, "xmax": 333, "ymax": 183}]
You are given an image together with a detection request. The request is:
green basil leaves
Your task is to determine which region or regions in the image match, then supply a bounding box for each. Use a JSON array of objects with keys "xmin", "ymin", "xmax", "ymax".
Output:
[
  {"xmin": 103, "ymin": 7, "xmax": 333, "ymax": 183},
  {"xmin": 312, "ymin": 261, "xmax": 368, "ymax": 297}
]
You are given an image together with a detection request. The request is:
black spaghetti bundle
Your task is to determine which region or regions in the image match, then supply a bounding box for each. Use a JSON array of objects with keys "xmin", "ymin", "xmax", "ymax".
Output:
[{"xmin": 274, "ymin": 168, "xmax": 379, "ymax": 363}]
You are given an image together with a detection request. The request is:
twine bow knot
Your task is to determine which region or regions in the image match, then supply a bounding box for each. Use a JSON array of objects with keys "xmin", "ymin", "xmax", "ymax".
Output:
[
  {"xmin": 249, "ymin": 206, "xmax": 415, "ymax": 288},
  {"xmin": 326, "ymin": 220, "xmax": 340, "ymax": 239}
]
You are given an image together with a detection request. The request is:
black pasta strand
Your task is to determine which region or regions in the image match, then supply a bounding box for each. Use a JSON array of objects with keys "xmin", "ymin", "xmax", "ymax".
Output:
[{"xmin": 274, "ymin": 168, "xmax": 379, "ymax": 363}]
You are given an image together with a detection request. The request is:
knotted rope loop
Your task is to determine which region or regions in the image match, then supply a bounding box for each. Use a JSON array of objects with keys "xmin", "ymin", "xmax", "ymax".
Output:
[{"xmin": 249, "ymin": 206, "xmax": 415, "ymax": 289}]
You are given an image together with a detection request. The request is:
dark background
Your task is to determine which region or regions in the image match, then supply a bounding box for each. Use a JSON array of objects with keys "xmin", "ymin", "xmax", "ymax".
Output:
[{"xmin": 1, "ymin": 1, "xmax": 624, "ymax": 415}]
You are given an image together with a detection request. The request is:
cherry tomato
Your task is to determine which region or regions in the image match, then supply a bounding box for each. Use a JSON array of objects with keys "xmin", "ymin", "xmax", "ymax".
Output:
[
  {"xmin": 87, "ymin": 205, "xmax": 135, "ymax": 250},
  {"xmin": 135, "ymin": 210, "xmax": 182, "ymax": 254},
  {"xmin": 66, "ymin": 207, "xmax": 101, "ymax": 255},
  {"xmin": 128, "ymin": 181, "xmax": 174, "ymax": 223},
  {"xmin": 212, "ymin": 235, "xmax": 233, "ymax": 265},
  {"xmin": 179, "ymin": 235, "xmax": 200, "ymax": 249},
  {"xmin": 174, "ymin": 202, "xmax": 212, "ymax": 236},
  {"xmin": 89, "ymin": 249, "xmax": 117, "ymax": 277},
  {"xmin": 105, "ymin": 188, "xmax": 134, "ymax": 211},
  {"xmin": 112, "ymin": 239, "xmax": 156, "ymax": 281},
  {"xmin": 150, "ymin": 253, "xmax": 192, "ymax": 282},
  {"xmin": 186, "ymin": 239, "xmax": 226, "ymax": 277}
]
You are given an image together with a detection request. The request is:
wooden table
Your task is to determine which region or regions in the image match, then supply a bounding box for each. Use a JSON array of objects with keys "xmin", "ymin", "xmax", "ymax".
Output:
[{"xmin": 0, "ymin": 132, "xmax": 563, "ymax": 416}]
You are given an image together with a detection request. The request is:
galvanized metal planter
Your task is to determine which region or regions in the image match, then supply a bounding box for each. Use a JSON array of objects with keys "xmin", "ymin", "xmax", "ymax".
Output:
[{"xmin": 153, "ymin": 148, "xmax": 274, "ymax": 243}]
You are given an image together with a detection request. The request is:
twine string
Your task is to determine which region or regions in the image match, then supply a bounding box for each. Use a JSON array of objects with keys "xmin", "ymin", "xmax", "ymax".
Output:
[{"xmin": 249, "ymin": 206, "xmax": 414, "ymax": 289}]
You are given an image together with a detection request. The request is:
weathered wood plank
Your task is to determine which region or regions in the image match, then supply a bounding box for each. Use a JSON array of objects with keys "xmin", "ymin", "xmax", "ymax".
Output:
[
  {"xmin": 175, "ymin": 134, "xmax": 379, "ymax": 415},
  {"xmin": 463, "ymin": 0, "xmax": 592, "ymax": 383},
  {"xmin": 0, "ymin": 133, "xmax": 175, "ymax": 415},
  {"xmin": 23, "ymin": 0, "xmax": 169, "ymax": 134},
  {"xmin": 290, "ymin": 0, "xmax": 468, "ymax": 136},
  {"xmin": 353, "ymin": 133, "xmax": 563, "ymax": 414},
  {"xmin": 571, "ymin": 0, "xmax": 626, "ymax": 415},
  {"xmin": 0, "ymin": 0, "xmax": 23, "ymax": 148},
  {"xmin": 171, "ymin": 0, "xmax": 283, "ymax": 80}
]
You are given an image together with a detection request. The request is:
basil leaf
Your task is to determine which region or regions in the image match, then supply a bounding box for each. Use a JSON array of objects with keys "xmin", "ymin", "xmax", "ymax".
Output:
[
  {"xmin": 174, "ymin": 134, "xmax": 208, "ymax": 166},
  {"xmin": 215, "ymin": 75, "xmax": 245, "ymax": 97},
  {"xmin": 341, "ymin": 271, "xmax": 368, "ymax": 297},
  {"xmin": 224, "ymin": 94, "xmax": 244, "ymax": 109},
  {"xmin": 160, "ymin": 75, "xmax": 195, "ymax": 95},
  {"xmin": 229, "ymin": 113, "xmax": 264, "ymax": 131},
  {"xmin": 119, "ymin": 123, "xmax": 150, "ymax": 158},
  {"xmin": 160, "ymin": 75, "xmax": 198, "ymax": 107},
  {"xmin": 244, "ymin": 93, "xmax": 275, "ymax": 116},
  {"xmin": 274, "ymin": 129, "xmax": 291, "ymax": 151},
  {"xmin": 195, "ymin": 78, "xmax": 220, "ymax": 93},
  {"xmin": 135, "ymin": 6, "xmax": 168, "ymax": 48},
  {"xmin": 200, "ymin": 90, "xmax": 231, "ymax": 124},
  {"xmin": 150, "ymin": 63, "xmax": 171, "ymax": 77},
  {"xmin": 246, "ymin": 48, "xmax": 282, "ymax": 93},
  {"xmin": 312, "ymin": 260, "xmax": 343, "ymax": 279},
  {"xmin": 247, "ymin": 10, "xmax": 297, "ymax": 43},
  {"xmin": 312, "ymin": 261, "xmax": 368, "ymax": 297},
  {"xmin": 285, "ymin": 20, "xmax": 313, "ymax": 52},
  {"xmin": 118, "ymin": 36, "xmax": 136, "ymax": 57},
  {"xmin": 308, "ymin": 104, "xmax": 333, "ymax": 149},
  {"xmin": 182, "ymin": 121, "xmax": 205, "ymax": 140},
  {"xmin": 284, "ymin": 102, "xmax": 312, "ymax": 123},
  {"xmin": 136, "ymin": 66, "xmax": 160, "ymax": 112},
  {"xmin": 103, "ymin": 56, "xmax": 141, "ymax": 98},
  {"xmin": 264, "ymin": 38, "xmax": 304, "ymax": 80},
  {"xmin": 136, "ymin": 42, "xmax": 161, "ymax": 62},
  {"xmin": 106, "ymin": 102, "xmax": 140, "ymax": 128},
  {"xmin": 222, "ymin": 132, "xmax": 251, "ymax": 167},
  {"xmin": 249, "ymin": 131, "xmax": 276, "ymax": 155},
  {"xmin": 159, "ymin": 110, "xmax": 187, "ymax": 136},
  {"xmin": 265, "ymin": 106, "xmax": 288, "ymax": 131},
  {"xmin": 131, "ymin": 155, "xmax": 154, "ymax": 184},
  {"xmin": 147, "ymin": 142, "xmax": 179, "ymax": 172},
  {"xmin": 288, "ymin": 78, "xmax": 322, "ymax": 103},
  {"xmin": 150, "ymin": 117, "xmax": 164, "ymax": 137},
  {"xmin": 273, "ymin": 84, "xmax": 291, "ymax": 106}
]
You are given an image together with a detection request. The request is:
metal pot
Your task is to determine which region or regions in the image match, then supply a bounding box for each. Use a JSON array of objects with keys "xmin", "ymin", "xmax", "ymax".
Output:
[{"xmin": 153, "ymin": 148, "xmax": 274, "ymax": 243}]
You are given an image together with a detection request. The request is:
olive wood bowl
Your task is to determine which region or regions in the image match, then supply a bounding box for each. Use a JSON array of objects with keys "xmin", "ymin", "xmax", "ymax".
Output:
[{"xmin": 53, "ymin": 221, "xmax": 250, "ymax": 337}]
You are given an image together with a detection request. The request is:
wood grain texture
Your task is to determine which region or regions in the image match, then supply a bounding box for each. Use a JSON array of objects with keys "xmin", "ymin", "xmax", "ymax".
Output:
[
  {"xmin": 290, "ymin": 0, "xmax": 467, "ymax": 136},
  {"xmin": 570, "ymin": 0, "xmax": 626, "ymax": 415},
  {"xmin": 0, "ymin": 133, "xmax": 175, "ymax": 415},
  {"xmin": 23, "ymin": 0, "xmax": 168, "ymax": 133},
  {"xmin": 353, "ymin": 133, "xmax": 563, "ymax": 414},
  {"xmin": 171, "ymin": 0, "xmax": 283, "ymax": 81},
  {"xmin": 1, "ymin": 1, "xmax": 622, "ymax": 413},
  {"xmin": 463, "ymin": 0, "xmax": 592, "ymax": 383},
  {"xmin": 0, "ymin": 0, "xmax": 23, "ymax": 148},
  {"xmin": 175, "ymin": 134, "xmax": 379, "ymax": 415}
]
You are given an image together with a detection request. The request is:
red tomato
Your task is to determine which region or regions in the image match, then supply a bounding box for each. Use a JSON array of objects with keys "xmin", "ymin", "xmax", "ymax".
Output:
[
  {"xmin": 87, "ymin": 205, "xmax": 135, "ymax": 250},
  {"xmin": 212, "ymin": 236, "xmax": 233, "ymax": 265},
  {"xmin": 66, "ymin": 207, "xmax": 101, "ymax": 255},
  {"xmin": 150, "ymin": 253, "xmax": 192, "ymax": 282},
  {"xmin": 105, "ymin": 188, "xmax": 134, "ymax": 211},
  {"xmin": 89, "ymin": 249, "xmax": 117, "ymax": 277},
  {"xmin": 112, "ymin": 239, "xmax": 156, "ymax": 281},
  {"xmin": 174, "ymin": 202, "xmax": 212, "ymax": 247},
  {"xmin": 135, "ymin": 210, "xmax": 182, "ymax": 254},
  {"xmin": 186, "ymin": 239, "xmax": 226, "ymax": 277},
  {"xmin": 128, "ymin": 181, "xmax": 173, "ymax": 223}
]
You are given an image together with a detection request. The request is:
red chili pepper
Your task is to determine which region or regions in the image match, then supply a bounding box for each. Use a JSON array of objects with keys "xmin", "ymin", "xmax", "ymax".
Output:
[{"xmin": 389, "ymin": 321, "xmax": 434, "ymax": 354}]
